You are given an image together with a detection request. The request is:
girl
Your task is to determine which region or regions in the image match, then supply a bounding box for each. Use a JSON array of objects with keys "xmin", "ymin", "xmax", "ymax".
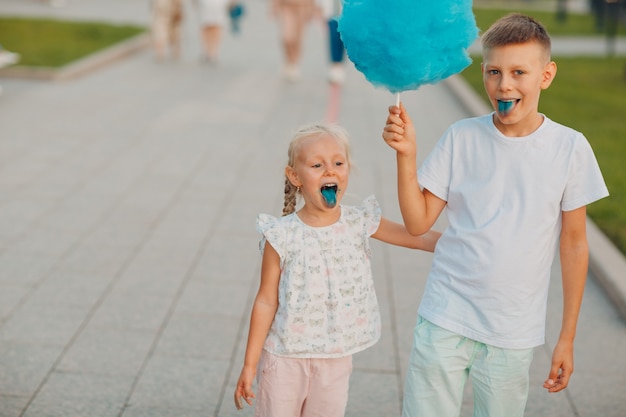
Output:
[{"xmin": 233, "ymin": 124, "xmax": 440, "ymax": 416}]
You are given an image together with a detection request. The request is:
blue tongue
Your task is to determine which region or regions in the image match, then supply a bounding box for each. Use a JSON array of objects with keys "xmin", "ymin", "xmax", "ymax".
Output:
[
  {"xmin": 498, "ymin": 100, "xmax": 514, "ymax": 115},
  {"xmin": 321, "ymin": 187, "xmax": 337, "ymax": 208}
]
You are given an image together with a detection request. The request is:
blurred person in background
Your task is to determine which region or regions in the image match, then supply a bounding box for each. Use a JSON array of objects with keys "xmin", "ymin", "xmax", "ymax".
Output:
[
  {"xmin": 151, "ymin": 0, "xmax": 183, "ymax": 61},
  {"xmin": 272, "ymin": 0, "xmax": 315, "ymax": 81},
  {"xmin": 317, "ymin": 0, "xmax": 345, "ymax": 85},
  {"xmin": 196, "ymin": 0, "xmax": 230, "ymax": 64}
]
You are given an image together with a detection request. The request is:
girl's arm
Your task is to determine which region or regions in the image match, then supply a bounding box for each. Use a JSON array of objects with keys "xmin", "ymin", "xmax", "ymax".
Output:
[
  {"xmin": 382, "ymin": 102, "xmax": 445, "ymax": 235},
  {"xmin": 372, "ymin": 217, "xmax": 441, "ymax": 252},
  {"xmin": 543, "ymin": 206, "xmax": 588, "ymax": 393},
  {"xmin": 234, "ymin": 241, "xmax": 281, "ymax": 409}
]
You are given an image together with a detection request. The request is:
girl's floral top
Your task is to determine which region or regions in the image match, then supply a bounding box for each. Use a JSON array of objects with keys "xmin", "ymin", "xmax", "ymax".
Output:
[{"xmin": 257, "ymin": 195, "xmax": 382, "ymax": 358}]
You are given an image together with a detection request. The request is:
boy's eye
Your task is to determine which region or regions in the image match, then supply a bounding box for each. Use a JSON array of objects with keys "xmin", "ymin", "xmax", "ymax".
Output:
[
  {"xmin": 515, "ymin": 70, "xmax": 525, "ymax": 75},
  {"xmin": 312, "ymin": 163, "xmax": 321, "ymax": 168},
  {"xmin": 335, "ymin": 162, "xmax": 344, "ymax": 166},
  {"xmin": 488, "ymin": 69, "xmax": 499, "ymax": 75}
]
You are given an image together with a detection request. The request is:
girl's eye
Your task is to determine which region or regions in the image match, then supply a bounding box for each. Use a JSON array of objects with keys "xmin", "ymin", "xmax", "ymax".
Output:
[
  {"xmin": 488, "ymin": 69, "xmax": 499, "ymax": 75},
  {"xmin": 515, "ymin": 70, "xmax": 525, "ymax": 75}
]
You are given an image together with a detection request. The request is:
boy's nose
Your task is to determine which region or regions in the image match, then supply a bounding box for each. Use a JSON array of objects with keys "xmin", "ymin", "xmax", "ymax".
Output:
[{"xmin": 499, "ymin": 75, "xmax": 513, "ymax": 91}]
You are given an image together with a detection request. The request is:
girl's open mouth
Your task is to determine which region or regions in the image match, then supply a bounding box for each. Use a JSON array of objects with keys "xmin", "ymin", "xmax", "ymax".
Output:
[{"xmin": 320, "ymin": 184, "xmax": 338, "ymax": 208}]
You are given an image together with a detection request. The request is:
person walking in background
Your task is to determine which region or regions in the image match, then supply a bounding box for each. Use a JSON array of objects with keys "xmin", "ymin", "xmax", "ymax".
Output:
[
  {"xmin": 317, "ymin": 0, "xmax": 345, "ymax": 122},
  {"xmin": 150, "ymin": 0, "xmax": 183, "ymax": 61},
  {"xmin": 317, "ymin": 0, "xmax": 345, "ymax": 85},
  {"xmin": 196, "ymin": 0, "xmax": 230, "ymax": 63},
  {"xmin": 233, "ymin": 123, "xmax": 440, "ymax": 416},
  {"xmin": 382, "ymin": 13, "xmax": 608, "ymax": 417},
  {"xmin": 271, "ymin": 0, "xmax": 314, "ymax": 81}
]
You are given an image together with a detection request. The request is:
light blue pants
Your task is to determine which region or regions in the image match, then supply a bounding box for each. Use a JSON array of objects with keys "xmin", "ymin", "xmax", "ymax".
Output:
[{"xmin": 402, "ymin": 317, "xmax": 534, "ymax": 417}]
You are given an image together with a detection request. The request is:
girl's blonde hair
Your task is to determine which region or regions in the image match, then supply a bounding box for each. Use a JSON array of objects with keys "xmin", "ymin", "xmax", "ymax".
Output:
[{"xmin": 282, "ymin": 123, "xmax": 351, "ymax": 216}]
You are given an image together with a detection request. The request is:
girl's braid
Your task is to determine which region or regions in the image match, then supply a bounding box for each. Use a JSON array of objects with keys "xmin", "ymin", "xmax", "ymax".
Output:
[{"xmin": 282, "ymin": 177, "xmax": 298, "ymax": 216}]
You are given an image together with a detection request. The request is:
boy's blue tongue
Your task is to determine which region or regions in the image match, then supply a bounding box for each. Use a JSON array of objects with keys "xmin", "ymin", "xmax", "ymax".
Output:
[
  {"xmin": 321, "ymin": 186, "xmax": 337, "ymax": 208},
  {"xmin": 498, "ymin": 100, "xmax": 514, "ymax": 115}
]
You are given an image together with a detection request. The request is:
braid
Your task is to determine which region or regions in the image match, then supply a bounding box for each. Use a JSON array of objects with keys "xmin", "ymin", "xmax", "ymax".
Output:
[{"xmin": 282, "ymin": 177, "xmax": 298, "ymax": 216}]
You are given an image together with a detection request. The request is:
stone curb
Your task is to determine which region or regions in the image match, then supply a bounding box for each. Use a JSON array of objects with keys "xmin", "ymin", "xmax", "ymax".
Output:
[
  {"xmin": 444, "ymin": 73, "xmax": 626, "ymax": 322},
  {"xmin": 586, "ymin": 218, "xmax": 626, "ymax": 321},
  {"xmin": 0, "ymin": 32, "xmax": 149, "ymax": 81}
]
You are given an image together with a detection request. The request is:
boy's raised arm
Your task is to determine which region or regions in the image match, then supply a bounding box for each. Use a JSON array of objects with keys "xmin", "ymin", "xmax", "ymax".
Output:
[{"xmin": 383, "ymin": 103, "xmax": 445, "ymax": 235}]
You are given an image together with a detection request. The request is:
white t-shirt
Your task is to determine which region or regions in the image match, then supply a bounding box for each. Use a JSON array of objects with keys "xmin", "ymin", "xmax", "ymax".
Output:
[
  {"xmin": 257, "ymin": 195, "xmax": 382, "ymax": 358},
  {"xmin": 418, "ymin": 114, "xmax": 609, "ymax": 349}
]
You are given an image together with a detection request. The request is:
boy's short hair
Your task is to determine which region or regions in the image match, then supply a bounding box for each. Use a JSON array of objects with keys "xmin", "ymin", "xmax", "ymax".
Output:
[{"xmin": 481, "ymin": 13, "xmax": 551, "ymax": 59}]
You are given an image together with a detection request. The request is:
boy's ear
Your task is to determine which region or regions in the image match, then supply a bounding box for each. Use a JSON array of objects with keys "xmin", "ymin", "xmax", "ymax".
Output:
[
  {"xmin": 285, "ymin": 166, "xmax": 301, "ymax": 187},
  {"xmin": 541, "ymin": 61, "xmax": 557, "ymax": 89}
]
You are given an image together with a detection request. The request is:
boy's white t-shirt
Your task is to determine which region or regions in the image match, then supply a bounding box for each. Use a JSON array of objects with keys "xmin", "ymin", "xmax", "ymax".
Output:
[{"xmin": 417, "ymin": 114, "xmax": 609, "ymax": 349}]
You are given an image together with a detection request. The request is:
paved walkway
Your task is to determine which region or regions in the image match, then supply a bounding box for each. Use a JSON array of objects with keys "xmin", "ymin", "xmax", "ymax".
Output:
[{"xmin": 0, "ymin": 1, "xmax": 625, "ymax": 416}]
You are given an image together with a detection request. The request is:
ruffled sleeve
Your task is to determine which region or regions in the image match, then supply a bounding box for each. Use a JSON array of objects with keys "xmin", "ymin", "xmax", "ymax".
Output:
[
  {"xmin": 256, "ymin": 213, "xmax": 286, "ymax": 262},
  {"xmin": 361, "ymin": 195, "xmax": 382, "ymax": 236}
]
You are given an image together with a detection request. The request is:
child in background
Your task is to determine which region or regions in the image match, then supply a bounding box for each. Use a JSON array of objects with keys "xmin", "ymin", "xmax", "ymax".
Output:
[
  {"xmin": 234, "ymin": 124, "xmax": 440, "ymax": 416},
  {"xmin": 382, "ymin": 13, "xmax": 608, "ymax": 417}
]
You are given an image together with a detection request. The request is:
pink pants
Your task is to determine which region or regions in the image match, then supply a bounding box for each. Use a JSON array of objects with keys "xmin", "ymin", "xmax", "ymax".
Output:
[{"xmin": 256, "ymin": 350, "xmax": 353, "ymax": 417}]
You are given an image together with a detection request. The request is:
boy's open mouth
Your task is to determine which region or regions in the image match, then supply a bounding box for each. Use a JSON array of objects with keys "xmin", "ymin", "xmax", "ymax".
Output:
[
  {"xmin": 497, "ymin": 99, "xmax": 518, "ymax": 115},
  {"xmin": 320, "ymin": 183, "xmax": 338, "ymax": 208}
]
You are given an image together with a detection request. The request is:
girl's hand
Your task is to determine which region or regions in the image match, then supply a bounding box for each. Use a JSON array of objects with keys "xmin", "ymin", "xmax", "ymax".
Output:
[
  {"xmin": 382, "ymin": 102, "xmax": 417, "ymax": 158},
  {"xmin": 234, "ymin": 366, "xmax": 256, "ymax": 409}
]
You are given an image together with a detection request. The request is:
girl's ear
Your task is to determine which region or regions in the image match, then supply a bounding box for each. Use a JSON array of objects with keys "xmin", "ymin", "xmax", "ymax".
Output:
[
  {"xmin": 541, "ymin": 61, "xmax": 557, "ymax": 90},
  {"xmin": 285, "ymin": 166, "xmax": 301, "ymax": 187}
]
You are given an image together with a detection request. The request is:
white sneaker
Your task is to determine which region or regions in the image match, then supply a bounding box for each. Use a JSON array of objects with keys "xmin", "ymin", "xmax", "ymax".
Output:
[
  {"xmin": 0, "ymin": 50, "xmax": 20, "ymax": 68},
  {"xmin": 283, "ymin": 65, "xmax": 300, "ymax": 82},
  {"xmin": 328, "ymin": 65, "xmax": 346, "ymax": 85}
]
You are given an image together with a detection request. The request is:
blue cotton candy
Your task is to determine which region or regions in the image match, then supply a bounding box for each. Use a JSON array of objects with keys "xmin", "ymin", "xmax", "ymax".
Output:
[{"xmin": 339, "ymin": 0, "xmax": 479, "ymax": 93}]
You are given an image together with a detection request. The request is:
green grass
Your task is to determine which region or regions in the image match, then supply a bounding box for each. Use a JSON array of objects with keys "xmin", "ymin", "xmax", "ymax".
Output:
[
  {"xmin": 474, "ymin": 8, "xmax": 604, "ymax": 35},
  {"xmin": 0, "ymin": 17, "xmax": 145, "ymax": 67},
  {"xmin": 461, "ymin": 57, "xmax": 626, "ymax": 254}
]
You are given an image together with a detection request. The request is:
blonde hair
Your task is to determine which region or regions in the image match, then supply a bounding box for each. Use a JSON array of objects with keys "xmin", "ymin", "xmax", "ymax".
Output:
[
  {"xmin": 481, "ymin": 13, "xmax": 552, "ymax": 60},
  {"xmin": 282, "ymin": 123, "xmax": 351, "ymax": 216}
]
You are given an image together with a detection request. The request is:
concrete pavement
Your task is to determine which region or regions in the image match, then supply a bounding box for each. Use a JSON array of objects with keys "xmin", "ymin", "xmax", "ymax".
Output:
[{"xmin": 0, "ymin": 1, "xmax": 625, "ymax": 416}]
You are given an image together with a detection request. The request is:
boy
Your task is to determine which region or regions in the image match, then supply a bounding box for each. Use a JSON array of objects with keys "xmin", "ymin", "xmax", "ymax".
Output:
[{"xmin": 382, "ymin": 13, "xmax": 609, "ymax": 417}]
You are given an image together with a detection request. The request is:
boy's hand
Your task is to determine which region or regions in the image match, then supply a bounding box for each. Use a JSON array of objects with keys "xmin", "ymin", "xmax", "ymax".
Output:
[
  {"xmin": 382, "ymin": 102, "xmax": 417, "ymax": 157},
  {"xmin": 543, "ymin": 340, "xmax": 574, "ymax": 393},
  {"xmin": 234, "ymin": 367, "xmax": 256, "ymax": 410}
]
